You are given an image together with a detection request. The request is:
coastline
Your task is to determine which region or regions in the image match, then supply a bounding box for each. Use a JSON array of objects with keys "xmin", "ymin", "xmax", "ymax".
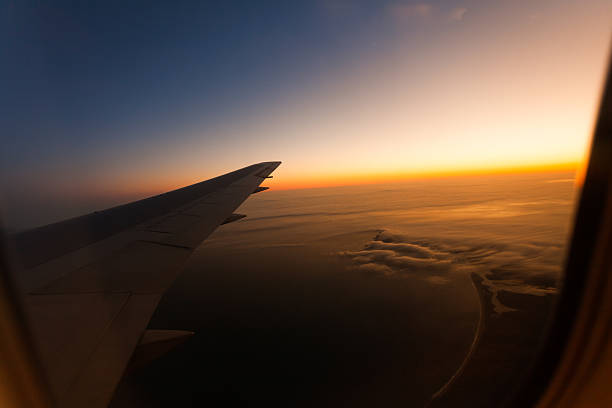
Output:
[
  {"xmin": 428, "ymin": 273, "xmax": 487, "ymax": 403},
  {"xmin": 428, "ymin": 273, "xmax": 557, "ymax": 407}
]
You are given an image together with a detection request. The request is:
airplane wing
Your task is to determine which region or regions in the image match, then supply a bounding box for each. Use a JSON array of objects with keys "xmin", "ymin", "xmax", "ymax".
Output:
[{"xmin": 8, "ymin": 161, "xmax": 281, "ymax": 408}]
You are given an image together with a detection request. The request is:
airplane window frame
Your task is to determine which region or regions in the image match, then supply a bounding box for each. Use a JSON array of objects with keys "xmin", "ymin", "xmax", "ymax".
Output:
[{"xmin": 510, "ymin": 50, "xmax": 612, "ymax": 407}]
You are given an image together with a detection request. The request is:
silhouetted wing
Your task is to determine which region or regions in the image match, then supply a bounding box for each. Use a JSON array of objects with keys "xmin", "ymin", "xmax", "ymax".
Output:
[{"xmin": 9, "ymin": 162, "xmax": 280, "ymax": 408}]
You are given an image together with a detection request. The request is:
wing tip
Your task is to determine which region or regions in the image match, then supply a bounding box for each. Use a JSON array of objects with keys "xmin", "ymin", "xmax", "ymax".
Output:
[{"xmin": 259, "ymin": 161, "xmax": 282, "ymax": 167}]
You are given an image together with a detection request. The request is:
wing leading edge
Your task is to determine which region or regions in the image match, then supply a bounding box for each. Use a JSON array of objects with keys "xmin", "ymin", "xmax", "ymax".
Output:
[{"xmin": 9, "ymin": 161, "xmax": 280, "ymax": 408}]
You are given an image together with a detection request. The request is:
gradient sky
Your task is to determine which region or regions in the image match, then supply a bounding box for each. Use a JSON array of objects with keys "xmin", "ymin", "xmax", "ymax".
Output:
[{"xmin": 1, "ymin": 0, "xmax": 611, "ymax": 227}]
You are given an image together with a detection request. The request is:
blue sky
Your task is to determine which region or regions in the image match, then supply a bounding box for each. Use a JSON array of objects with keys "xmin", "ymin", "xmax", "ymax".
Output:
[{"xmin": 3, "ymin": 1, "xmax": 404, "ymax": 169}]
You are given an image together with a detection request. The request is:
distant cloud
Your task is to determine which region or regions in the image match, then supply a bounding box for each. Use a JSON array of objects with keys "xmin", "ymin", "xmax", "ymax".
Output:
[
  {"xmin": 356, "ymin": 262, "xmax": 394, "ymax": 276},
  {"xmin": 449, "ymin": 7, "xmax": 468, "ymax": 21},
  {"xmin": 545, "ymin": 178, "xmax": 574, "ymax": 183},
  {"xmin": 387, "ymin": 2, "xmax": 433, "ymax": 22},
  {"xmin": 339, "ymin": 230, "xmax": 562, "ymax": 313},
  {"xmin": 339, "ymin": 232, "xmax": 454, "ymax": 280},
  {"xmin": 340, "ymin": 247, "xmax": 453, "ymax": 274}
]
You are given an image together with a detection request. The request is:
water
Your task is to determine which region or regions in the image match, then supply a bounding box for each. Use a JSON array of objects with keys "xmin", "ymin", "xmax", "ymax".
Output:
[{"xmin": 111, "ymin": 171, "xmax": 577, "ymax": 407}]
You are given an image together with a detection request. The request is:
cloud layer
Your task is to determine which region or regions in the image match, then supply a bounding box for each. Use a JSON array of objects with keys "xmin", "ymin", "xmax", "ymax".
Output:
[{"xmin": 339, "ymin": 230, "xmax": 563, "ymax": 302}]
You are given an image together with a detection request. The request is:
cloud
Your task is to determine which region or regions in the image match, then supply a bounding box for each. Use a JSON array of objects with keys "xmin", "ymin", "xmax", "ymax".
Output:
[
  {"xmin": 339, "ymin": 232, "xmax": 455, "ymax": 282},
  {"xmin": 449, "ymin": 7, "xmax": 467, "ymax": 22},
  {"xmin": 341, "ymin": 247, "xmax": 453, "ymax": 274},
  {"xmin": 338, "ymin": 230, "xmax": 563, "ymax": 300},
  {"xmin": 355, "ymin": 263, "xmax": 395, "ymax": 276},
  {"xmin": 362, "ymin": 240, "xmax": 439, "ymax": 258},
  {"xmin": 387, "ymin": 3, "xmax": 433, "ymax": 22}
]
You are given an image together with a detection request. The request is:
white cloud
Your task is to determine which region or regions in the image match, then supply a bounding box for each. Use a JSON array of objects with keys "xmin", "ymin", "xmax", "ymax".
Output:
[{"xmin": 339, "ymin": 230, "xmax": 563, "ymax": 296}]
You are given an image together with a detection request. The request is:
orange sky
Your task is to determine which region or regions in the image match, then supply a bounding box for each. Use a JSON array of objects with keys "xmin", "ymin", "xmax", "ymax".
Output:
[{"xmin": 269, "ymin": 162, "xmax": 581, "ymax": 191}]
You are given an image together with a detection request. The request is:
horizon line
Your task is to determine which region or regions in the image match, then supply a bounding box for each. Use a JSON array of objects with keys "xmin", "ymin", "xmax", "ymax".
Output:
[{"xmin": 271, "ymin": 161, "xmax": 582, "ymax": 191}]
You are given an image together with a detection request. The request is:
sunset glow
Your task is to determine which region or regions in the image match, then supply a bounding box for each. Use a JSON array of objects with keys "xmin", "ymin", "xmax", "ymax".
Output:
[{"xmin": 2, "ymin": 0, "xmax": 611, "ymax": 228}]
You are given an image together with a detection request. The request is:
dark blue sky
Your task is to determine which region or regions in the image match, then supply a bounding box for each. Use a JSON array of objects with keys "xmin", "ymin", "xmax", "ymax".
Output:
[{"xmin": 3, "ymin": 1, "xmax": 404, "ymax": 169}]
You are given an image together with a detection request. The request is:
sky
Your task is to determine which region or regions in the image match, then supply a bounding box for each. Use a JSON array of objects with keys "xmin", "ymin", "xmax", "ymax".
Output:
[{"xmin": 1, "ymin": 0, "xmax": 611, "ymax": 227}]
